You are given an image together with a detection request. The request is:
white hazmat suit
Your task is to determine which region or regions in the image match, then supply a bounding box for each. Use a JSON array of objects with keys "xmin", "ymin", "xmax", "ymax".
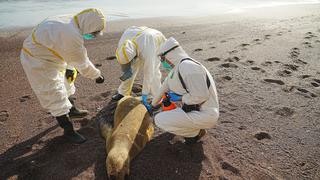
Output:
[
  {"xmin": 152, "ymin": 38, "xmax": 219, "ymax": 138},
  {"xmin": 115, "ymin": 26, "xmax": 166, "ymax": 96},
  {"xmin": 20, "ymin": 8, "xmax": 106, "ymax": 117}
]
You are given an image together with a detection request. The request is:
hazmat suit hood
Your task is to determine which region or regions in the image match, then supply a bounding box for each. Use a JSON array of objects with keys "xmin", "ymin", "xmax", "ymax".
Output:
[
  {"xmin": 74, "ymin": 8, "xmax": 106, "ymax": 35},
  {"xmin": 158, "ymin": 37, "xmax": 189, "ymax": 67}
]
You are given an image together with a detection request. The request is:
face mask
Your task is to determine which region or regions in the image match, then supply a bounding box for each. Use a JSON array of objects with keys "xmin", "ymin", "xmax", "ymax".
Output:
[
  {"xmin": 83, "ymin": 34, "xmax": 95, "ymax": 40},
  {"xmin": 161, "ymin": 61, "xmax": 173, "ymax": 71}
]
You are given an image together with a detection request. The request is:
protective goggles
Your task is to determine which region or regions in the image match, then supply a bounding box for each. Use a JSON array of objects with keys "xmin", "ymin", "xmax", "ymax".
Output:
[
  {"xmin": 159, "ymin": 45, "xmax": 179, "ymax": 62},
  {"xmin": 159, "ymin": 45, "xmax": 179, "ymax": 69}
]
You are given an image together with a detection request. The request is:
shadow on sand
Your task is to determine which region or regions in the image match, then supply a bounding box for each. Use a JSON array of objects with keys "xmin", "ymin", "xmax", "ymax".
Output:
[{"xmin": 0, "ymin": 87, "xmax": 205, "ymax": 180}]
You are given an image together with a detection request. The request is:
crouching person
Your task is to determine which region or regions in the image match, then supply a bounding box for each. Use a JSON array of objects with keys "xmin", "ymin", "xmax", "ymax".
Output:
[{"xmin": 151, "ymin": 37, "xmax": 219, "ymax": 144}]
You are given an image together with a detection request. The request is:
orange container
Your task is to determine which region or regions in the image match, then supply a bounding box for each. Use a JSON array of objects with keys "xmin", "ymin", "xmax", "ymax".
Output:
[{"xmin": 161, "ymin": 93, "xmax": 177, "ymax": 111}]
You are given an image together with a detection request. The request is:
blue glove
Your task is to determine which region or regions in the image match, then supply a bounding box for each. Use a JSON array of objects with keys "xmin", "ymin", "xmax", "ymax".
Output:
[
  {"xmin": 167, "ymin": 92, "xmax": 182, "ymax": 102},
  {"xmin": 142, "ymin": 94, "xmax": 152, "ymax": 112}
]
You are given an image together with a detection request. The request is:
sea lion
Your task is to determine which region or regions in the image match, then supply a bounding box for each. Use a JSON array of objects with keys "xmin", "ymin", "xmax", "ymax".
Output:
[{"xmin": 105, "ymin": 96, "xmax": 154, "ymax": 180}]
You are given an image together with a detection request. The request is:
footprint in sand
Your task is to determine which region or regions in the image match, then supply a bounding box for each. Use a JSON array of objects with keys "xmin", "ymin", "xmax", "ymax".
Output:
[
  {"xmin": 311, "ymin": 82, "xmax": 320, "ymax": 87},
  {"xmin": 228, "ymin": 50, "xmax": 238, "ymax": 54},
  {"xmin": 241, "ymin": 60, "xmax": 255, "ymax": 66},
  {"xmin": 220, "ymin": 161, "xmax": 240, "ymax": 175},
  {"xmin": 220, "ymin": 63, "xmax": 238, "ymax": 68},
  {"xmin": 253, "ymin": 38, "xmax": 260, "ymax": 42},
  {"xmin": 283, "ymin": 64, "xmax": 299, "ymax": 71},
  {"xmin": 274, "ymin": 61, "xmax": 281, "ymax": 64},
  {"xmin": 220, "ymin": 40, "xmax": 227, "ymax": 43},
  {"xmin": 251, "ymin": 67, "xmax": 265, "ymax": 73},
  {"xmin": 252, "ymin": 38, "xmax": 262, "ymax": 45},
  {"xmin": 254, "ymin": 132, "xmax": 271, "ymax": 140},
  {"xmin": 240, "ymin": 43, "xmax": 250, "ymax": 47},
  {"xmin": 0, "ymin": 111, "xmax": 9, "ymax": 122},
  {"xmin": 289, "ymin": 48, "xmax": 300, "ymax": 58},
  {"xmin": 105, "ymin": 56, "xmax": 116, "ymax": 60},
  {"xmin": 277, "ymin": 32, "xmax": 283, "ymax": 36},
  {"xmin": 246, "ymin": 60, "xmax": 254, "ymax": 65},
  {"xmin": 277, "ymin": 70, "xmax": 292, "ymax": 77},
  {"xmin": 206, "ymin": 57, "xmax": 221, "ymax": 62},
  {"xmin": 275, "ymin": 107, "xmax": 294, "ymax": 117},
  {"xmin": 194, "ymin": 48, "xmax": 203, "ymax": 52},
  {"xmin": 261, "ymin": 61, "xmax": 272, "ymax": 66},
  {"xmin": 181, "ymin": 31, "xmax": 186, "ymax": 34},
  {"xmin": 311, "ymin": 79, "xmax": 320, "ymax": 87},
  {"xmin": 313, "ymin": 79, "xmax": 320, "ymax": 84},
  {"xmin": 251, "ymin": 66, "xmax": 261, "ymax": 71},
  {"xmin": 222, "ymin": 76, "xmax": 232, "ymax": 81},
  {"xmin": 264, "ymin": 79, "xmax": 285, "ymax": 85},
  {"xmin": 210, "ymin": 46, "xmax": 216, "ymax": 49},
  {"xmin": 302, "ymin": 42, "xmax": 311, "ymax": 45},
  {"xmin": 293, "ymin": 59, "xmax": 307, "ymax": 65},
  {"xmin": 264, "ymin": 34, "xmax": 271, "ymax": 39},
  {"xmin": 19, "ymin": 95, "xmax": 31, "ymax": 102},
  {"xmin": 304, "ymin": 32, "xmax": 317, "ymax": 39},
  {"xmin": 224, "ymin": 56, "xmax": 240, "ymax": 62},
  {"xmin": 298, "ymin": 75, "xmax": 311, "ymax": 79},
  {"xmin": 296, "ymin": 88, "xmax": 317, "ymax": 98}
]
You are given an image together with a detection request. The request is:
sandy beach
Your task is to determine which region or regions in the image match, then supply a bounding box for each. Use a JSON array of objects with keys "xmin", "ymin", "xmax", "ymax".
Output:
[{"xmin": 0, "ymin": 4, "xmax": 320, "ymax": 180}]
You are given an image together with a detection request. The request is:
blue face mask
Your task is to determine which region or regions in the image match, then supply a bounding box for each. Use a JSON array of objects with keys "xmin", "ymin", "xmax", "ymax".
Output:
[
  {"xmin": 83, "ymin": 34, "xmax": 95, "ymax": 40},
  {"xmin": 161, "ymin": 61, "xmax": 173, "ymax": 71}
]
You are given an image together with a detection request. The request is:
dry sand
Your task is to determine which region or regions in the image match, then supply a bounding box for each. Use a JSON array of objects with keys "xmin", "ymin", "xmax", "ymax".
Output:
[{"xmin": 0, "ymin": 4, "xmax": 320, "ymax": 180}]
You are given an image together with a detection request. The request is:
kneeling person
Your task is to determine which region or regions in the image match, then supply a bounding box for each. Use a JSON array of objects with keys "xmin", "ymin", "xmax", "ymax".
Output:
[{"xmin": 151, "ymin": 37, "xmax": 219, "ymax": 144}]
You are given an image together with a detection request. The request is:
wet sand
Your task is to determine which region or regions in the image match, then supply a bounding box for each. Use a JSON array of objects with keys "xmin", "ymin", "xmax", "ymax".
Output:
[{"xmin": 0, "ymin": 4, "xmax": 320, "ymax": 180}]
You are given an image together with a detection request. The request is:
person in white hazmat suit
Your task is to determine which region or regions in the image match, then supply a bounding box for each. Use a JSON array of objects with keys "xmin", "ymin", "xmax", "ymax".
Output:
[
  {"xmin": 20, "ymin": 8, "xmax": 106, "ymax": 144},
  {"xmin": 111, "ymin": 26, "xmax": 166, "ymax": 111},
  {"xmin": 151, "ymin": 37, "xmax": 219, "ymax": 144}
]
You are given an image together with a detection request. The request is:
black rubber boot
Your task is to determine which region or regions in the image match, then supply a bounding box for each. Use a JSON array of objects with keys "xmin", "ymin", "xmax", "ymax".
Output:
[
  {"xmin": 68, "ymin": 98, "xmax": 88, "ymax": 118},
  {"xmin": 185, "ymin": 129, "xmax": 207, "ymax": 145},
  {"xmin": 112, "ymin": 93, "xmax": 124, "ymax": 101},
  {"xmin": 56, "ymin": 114, "xmax": 87, "ymax": 144}
]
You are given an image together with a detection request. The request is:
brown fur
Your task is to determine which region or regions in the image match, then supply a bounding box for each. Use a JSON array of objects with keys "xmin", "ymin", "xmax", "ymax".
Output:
[{"xmin": 105, "ymin": 96, "xmax": 154, "ymax": 180}]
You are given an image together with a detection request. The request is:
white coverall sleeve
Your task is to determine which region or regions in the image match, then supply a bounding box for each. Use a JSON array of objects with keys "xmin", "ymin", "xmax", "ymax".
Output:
[
  {"xmin": 180, "ymin": 63, "xmax": 210, "ymax": 105},
  {"xmin": 141, "ymin": 50, "xmax": 156, "ymax": 95},
  {"xmin": 151, "ymin": 77, "xmax": 169, "ymax": 107},
  {"xmin": 60, "ymin": 33, "xmax": 101, "ymax": 80}
]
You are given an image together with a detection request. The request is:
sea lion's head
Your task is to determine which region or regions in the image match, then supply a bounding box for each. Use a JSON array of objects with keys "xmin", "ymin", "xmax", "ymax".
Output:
[{"xmin": 107, "ymin": 148, "xmax": 130, "ymax": 179}]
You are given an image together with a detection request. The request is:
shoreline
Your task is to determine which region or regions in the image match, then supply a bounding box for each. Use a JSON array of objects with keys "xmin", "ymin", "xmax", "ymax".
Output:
[{"xmin": 1, "ymin": 3, "xmax": 320, "ymax": 38}]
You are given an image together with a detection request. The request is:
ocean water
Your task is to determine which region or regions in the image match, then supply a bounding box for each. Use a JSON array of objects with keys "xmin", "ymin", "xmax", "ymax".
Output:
[{"xmin": 0, "ymin": 0, "xmax": 319, "ymax": 28}]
